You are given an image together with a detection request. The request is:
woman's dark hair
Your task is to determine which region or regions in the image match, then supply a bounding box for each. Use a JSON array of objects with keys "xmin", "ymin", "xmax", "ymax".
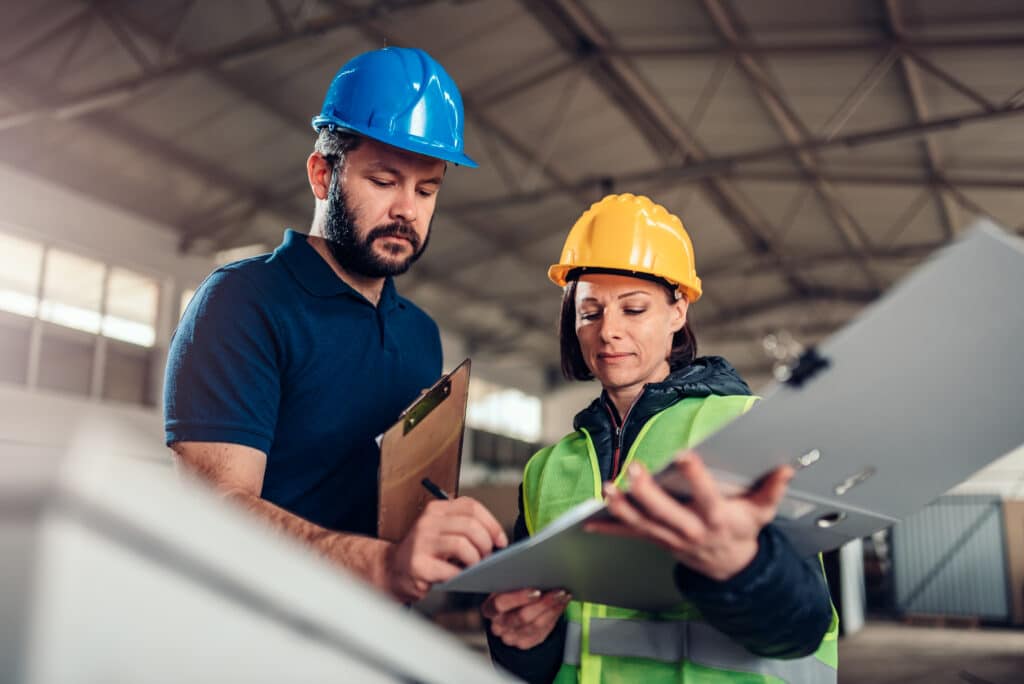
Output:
[{"xmin": 558, "ymin": 278, "xmax": 698, "ymax": 381}]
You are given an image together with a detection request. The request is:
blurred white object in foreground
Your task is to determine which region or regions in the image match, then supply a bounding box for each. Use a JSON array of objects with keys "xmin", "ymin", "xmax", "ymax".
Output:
[{"xmin": 0, "ymin": 412, "xmax": 515, "ymax": 684}]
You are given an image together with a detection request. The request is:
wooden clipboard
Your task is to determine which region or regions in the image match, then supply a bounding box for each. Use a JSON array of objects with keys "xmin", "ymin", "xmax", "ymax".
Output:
[{"xmin": 377, "ymin": 359, "xmax": 471, "ymax": 542}]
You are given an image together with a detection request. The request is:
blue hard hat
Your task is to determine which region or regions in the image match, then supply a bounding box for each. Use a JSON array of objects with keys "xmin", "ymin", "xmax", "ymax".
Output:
[{"xmin": 312, "ymin": 47, "xmax": 478, "ymax": 168}]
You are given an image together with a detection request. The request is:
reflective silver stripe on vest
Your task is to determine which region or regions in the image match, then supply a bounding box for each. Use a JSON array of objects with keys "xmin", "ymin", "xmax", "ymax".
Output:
[
  {"xmin": 563, "ymin": 620, "xmax": 582, "ymax": 666},
  {"xmin": 563, "ymin": 617, "xmax": 836, "ymax": 683}
]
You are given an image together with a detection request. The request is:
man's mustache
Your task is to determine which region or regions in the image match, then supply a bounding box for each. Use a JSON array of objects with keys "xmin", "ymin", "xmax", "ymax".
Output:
[{"xmin": 367, "ymin": 223, "xmax": 420, "ymax": 251}]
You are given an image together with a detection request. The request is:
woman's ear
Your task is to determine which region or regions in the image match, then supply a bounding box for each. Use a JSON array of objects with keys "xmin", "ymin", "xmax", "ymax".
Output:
[{"xmin": 669, "ymin": 295, "xmax": 688, "ymax": 334}]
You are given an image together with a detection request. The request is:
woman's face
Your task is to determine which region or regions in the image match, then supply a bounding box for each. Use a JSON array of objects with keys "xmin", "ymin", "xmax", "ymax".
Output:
[{"xmin": 574, "ymin": 273, "xmax": 688, "ymax": 395}]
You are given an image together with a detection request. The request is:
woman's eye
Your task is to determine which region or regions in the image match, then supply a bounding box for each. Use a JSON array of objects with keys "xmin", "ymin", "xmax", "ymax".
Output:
[
  {"xmin": 580, "ymin": 311, "xmax": 600, "ymax": 321},
  {"xmin": 624, "ymin": 308, "xmax": 646, "ymax": 315}
]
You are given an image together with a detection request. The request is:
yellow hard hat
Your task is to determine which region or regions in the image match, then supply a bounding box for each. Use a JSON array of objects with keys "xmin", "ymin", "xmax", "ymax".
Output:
[{"xmin": 548, "ymin": 193, "xmax": 702, "ymax": 302}]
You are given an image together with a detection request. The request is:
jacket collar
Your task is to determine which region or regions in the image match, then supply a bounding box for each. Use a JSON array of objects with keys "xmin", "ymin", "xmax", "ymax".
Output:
[{"xmin": 573, "ymin": 356, "xmax": 752, "ymax": 437}]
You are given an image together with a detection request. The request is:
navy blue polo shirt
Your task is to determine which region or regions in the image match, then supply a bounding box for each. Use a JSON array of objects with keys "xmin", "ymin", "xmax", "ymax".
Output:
[{"xmin": 164, "ymin": 229, "xmax": 442, "ymax": 534}]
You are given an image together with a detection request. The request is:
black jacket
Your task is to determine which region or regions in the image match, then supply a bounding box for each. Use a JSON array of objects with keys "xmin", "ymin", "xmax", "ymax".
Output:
[{"xmin": 487, "ymin": 357, "xmax": 835, "ymax": 683}]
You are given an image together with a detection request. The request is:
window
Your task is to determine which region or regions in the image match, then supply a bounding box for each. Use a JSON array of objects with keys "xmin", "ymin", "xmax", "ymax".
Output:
[
  {"xmin": 103, "ymin": 267, "xmax": 158, "ymax": 347},
  {"xmin": 40, "ymin": 248, "xmax": 104, "ymax": 334},
  {"xmin": 467, "ymin": 379, "xmax": 542, "ymax": 443},
  {"xmin": 0, "ymin": 227, "xmax": 168, "ymax": 405},
  {"xmin": 0, "ymin": 232, "xmax": 44, "ymax": 317}
]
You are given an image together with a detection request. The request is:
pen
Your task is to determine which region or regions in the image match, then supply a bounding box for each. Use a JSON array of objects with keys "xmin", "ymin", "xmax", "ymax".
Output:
[{"xmin": 421, "ymin": 477, "xmax": 451, "ymax": 500}]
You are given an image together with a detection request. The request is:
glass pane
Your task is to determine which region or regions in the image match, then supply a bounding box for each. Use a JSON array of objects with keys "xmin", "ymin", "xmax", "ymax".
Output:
[
  {"xmin": 0, "ymin": 232, "xmax": 44, "ymax": 317},
  {"xmin": 40, "ymin": 249, "xmax": 104, "ymax": 334},
  {"xmin": 37, "ymin": 329, "xmax": 94, "ymax": 396},
  {"xmin": 103, "ymin": 267, "xmax": 158, "ymax": 347},
  {"xmin": 103, "ymin": 340, "xmax": 151, "ymax": 405},
  {"xmin": 0, "ymin": 314, "xmax": 31, "ymax": 385}
]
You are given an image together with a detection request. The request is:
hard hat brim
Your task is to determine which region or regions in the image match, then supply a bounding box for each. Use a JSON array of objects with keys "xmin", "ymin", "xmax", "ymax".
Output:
[
  {"xmin": 311, "ymin": 117, "xmax": 479, "ymax": 168},
  {"xmin": 549, "ymin": 263, "xmax": 702, "ymax": 302}
]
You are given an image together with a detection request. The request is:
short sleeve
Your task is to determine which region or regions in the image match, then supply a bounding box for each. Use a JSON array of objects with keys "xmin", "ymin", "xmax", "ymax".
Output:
[{"xmin": 164, "ymin": 269, "xmax": 281, "ymax": 453}]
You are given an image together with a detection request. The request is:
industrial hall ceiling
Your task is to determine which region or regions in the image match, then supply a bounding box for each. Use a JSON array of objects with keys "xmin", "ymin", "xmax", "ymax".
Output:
[{"xmin": 3, "ymin": 0, "xmax": 1023, "ymax": 388}]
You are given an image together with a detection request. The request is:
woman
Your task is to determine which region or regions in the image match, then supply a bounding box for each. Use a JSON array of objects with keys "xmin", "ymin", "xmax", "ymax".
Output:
[{"xmin": 483, "ymin": 194, "xmax": 838, "ymax": 683}]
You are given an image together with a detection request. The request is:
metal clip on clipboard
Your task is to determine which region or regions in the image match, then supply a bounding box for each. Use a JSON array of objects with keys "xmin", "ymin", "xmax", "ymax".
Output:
[{"xmin": 402, "ymin": 376, "xmax": 452, "ymax": 435}]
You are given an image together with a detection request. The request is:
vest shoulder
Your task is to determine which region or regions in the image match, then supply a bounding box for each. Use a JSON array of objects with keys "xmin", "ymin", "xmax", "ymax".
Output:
[
  {"xmin": 661, "ymin": 393, "xmax": 759, "ymax": 414},
  {"xmin": 524, "ymin": 429, "xmax": 589, "ymax": 475}
]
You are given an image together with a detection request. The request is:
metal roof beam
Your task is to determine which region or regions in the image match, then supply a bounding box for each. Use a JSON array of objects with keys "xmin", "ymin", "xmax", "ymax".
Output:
[
  {"xmin": 883, "ymin": 0, "xmax": 961, "ymax": 240},
  {"xmin": 0, "ymin": 0, "xmax": 443, "ymax": 133},
  {"xmin": 0, "ymin": 8, "xmax": 92, "ymax": 71},
  {"xmin": 697, "ymin": 288, "xmax": 879, "ymax": 328},
  {"xmin": 442, "ymin": 103, "xmax": 1024, "ymax": 215},
  {"xmin": 701, "ymin": 240, "xmax": 949, "ymax": 279},
  {"xmin": 519, "ymin": 0, "xmax": 814, "ymax": 307},
  {"xmin": 615, "ymin": 34, "xmax": 1024, "ymax": 59},
  {"xmin": 701, "ymin": 0, "xmax": 882, "ymax": 292}
]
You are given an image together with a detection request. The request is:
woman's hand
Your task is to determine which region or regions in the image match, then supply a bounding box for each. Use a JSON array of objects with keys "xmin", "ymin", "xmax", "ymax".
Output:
[
  {"xmin": 586, "ymin": 452, "xmax": 793, "ymax": 581},
  {"xmin": 482, "ymin": 588, "xmax": 572, "ymax": 650}
]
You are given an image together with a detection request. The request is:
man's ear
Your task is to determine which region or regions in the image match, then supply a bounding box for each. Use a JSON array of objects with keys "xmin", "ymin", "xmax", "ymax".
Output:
[{"xmin": 307, "ymin": 153, "xmax": 333, "ymax": 201}]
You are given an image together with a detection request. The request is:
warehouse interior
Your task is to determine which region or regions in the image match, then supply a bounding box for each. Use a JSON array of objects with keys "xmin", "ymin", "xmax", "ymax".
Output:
[{"xmin": 2, "ymin": 1, "xmax": 1024, "ymax": 682}]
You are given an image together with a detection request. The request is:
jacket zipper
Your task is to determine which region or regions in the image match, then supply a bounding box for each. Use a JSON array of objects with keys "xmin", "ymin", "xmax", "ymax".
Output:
[{"xmin": 608, "ymin": 390, "xmax": 644, "ymax": 479}]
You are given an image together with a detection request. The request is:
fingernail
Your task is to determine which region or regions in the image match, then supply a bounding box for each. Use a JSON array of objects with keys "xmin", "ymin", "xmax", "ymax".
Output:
[
  {"xmin": 603, "ymin": 483, "xmax": 616, "ymax": 497},
  {"xmin": 499, "ymin": 532, "xmax": 509, "ymax": 547},
  {"xmin": 529, "ymin": 589, "xmax": 541, "ymax": 599},
  {"xmin": 674, "ymin": 452, "xmax": 690, "ymax": 465},
  {"xmin": 628, "ymin": 462, "xmax": 643, "ymax": 477}
]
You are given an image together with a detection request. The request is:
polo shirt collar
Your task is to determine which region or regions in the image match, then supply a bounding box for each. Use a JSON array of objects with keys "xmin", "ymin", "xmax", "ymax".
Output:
[{"xmin": 275, "ymin": 229, "xmax": 400, "ymax": 310}]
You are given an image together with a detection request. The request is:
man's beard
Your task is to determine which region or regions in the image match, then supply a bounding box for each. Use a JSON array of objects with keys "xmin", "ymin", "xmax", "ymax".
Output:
[{"xmin": 321, "ymin": 174, "xmax": 430, "ymax": 278}]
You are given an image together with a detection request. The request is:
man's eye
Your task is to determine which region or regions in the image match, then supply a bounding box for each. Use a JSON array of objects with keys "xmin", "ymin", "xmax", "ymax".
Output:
[
  {"xmin": 417, "ymin": 188, "xmax": 437, "ymax": 197},
  {"xmin": 370, "ymin": 178, "xmax": 392, "ymax": 187}
]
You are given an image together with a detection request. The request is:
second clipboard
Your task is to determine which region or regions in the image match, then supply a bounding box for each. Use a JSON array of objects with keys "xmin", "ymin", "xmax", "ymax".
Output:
[{"xmin": 377, "ymin": 359, "xmax": 471, "ymax": 542}]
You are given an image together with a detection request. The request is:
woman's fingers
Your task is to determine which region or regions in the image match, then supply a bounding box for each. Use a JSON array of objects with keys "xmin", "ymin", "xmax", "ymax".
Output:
[
  {"xmin": 619, "ymin": 465, "xmax": 709, "ymax": 542},
  {"xmin": 746, "ymin": 465, "xmax": 794, "ymax": 523},
  {"xmin": 482, "ymin": 588, "xmax": 543, "ymax": 619},
  {"xmin": 486, "ymin": 589, "xmax": 571, "ymax": 648},
  {"xmin": 505, "ymin": 590, "xmax": 571, "ymax": 628},
  {"xmin": 602, "ymin": 482, "xmax": 698, "ymax": 550},
  {"xmin": 670, "ymin": 452, "xmax": 722, "ymax": 515}
]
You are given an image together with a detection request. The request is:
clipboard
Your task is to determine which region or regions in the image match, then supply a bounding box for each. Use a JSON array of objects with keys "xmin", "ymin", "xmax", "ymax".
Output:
[
  {"xmin": 377, "ymin": 359, "xmax": 471, "ymax": 542},
  {"xmin": 438, "ymin": 221, "xmax": 1024, "ymax": 610}
]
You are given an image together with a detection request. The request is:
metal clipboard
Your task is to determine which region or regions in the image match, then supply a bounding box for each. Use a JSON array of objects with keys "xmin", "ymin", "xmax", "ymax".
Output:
[
  {"xmin": 653, "ymin": 221, "xmax": 1024, "ymax": 556},
  {"xmin": 377, "ymin": 359, "xmax": 471, "ymax": 542}
]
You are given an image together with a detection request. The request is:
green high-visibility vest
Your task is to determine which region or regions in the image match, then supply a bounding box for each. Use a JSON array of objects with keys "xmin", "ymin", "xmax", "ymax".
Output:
[{"xmin": 522, "ymin": 394, "xmax": 839, "ymax": 684}]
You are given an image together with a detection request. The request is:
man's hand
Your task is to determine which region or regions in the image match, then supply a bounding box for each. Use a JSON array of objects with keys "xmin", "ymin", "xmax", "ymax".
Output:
[
  {"xmin": 385, "ymin": 497, "xmax": 508, "ymax": 603},
  {"xmin": 482, "ymin": 588, "xmax": 571, "ymax": 650},
  {"xmin": 585, "ymin": 452, "xmax": 793, "ymax": 581}
]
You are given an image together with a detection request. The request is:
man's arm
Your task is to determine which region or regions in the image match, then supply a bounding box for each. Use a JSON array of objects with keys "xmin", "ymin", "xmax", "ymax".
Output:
[{"xmin": 172, "ymin": 441, "xmax": 507, "ymax": 603}]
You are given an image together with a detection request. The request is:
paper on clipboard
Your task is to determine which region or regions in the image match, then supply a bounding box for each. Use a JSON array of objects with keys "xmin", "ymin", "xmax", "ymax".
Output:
[{"xmin": 377, "ymin": 359, "xmax": 471, "ymax": 542}]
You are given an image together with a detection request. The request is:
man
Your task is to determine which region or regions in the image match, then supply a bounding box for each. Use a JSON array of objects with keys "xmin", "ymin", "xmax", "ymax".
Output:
[{"xmin": 164, "ymin": 47, "xmax": 505, "ymax": 604}]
